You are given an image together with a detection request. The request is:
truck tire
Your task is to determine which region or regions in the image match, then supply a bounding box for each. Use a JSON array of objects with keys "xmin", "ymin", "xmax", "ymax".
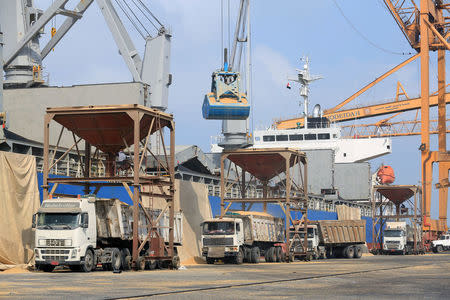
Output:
[
  {"xmin": 353, "ymin": 246, "xmax": 362, "ymax": 259},
  {"xmin": 275, "ymin": 247, "xmax": 282, "ymax": 262},
  {"xmin": 137, "ymin": 256, "xmax": 146, "ymax": 270},
  {"xmin": 250, "ymin": 247, "xmax": 260, "ymax": 264},
  {"xmin": 41, "ymin": 265, "xmax": 55, "ymax": 272},
  {"xmin": 344, "ymin": 246, "xmax": 354, "ymax": 259},
  {"xmin": 171, "ymin": 255, "xmax": 180, "ymax": 269},
  {"xmin": 265, "ymin": 247, "xmax": 275, "ymax": 262},
  {"xmin": 121, "ymin": 249, "xmax": 131, "ymax": 270},
  {"xmin": 206, "ymin": 257, "xmax": 215, "ymax": 264},
  {"xmin": 436, "ymin": 245, "xmax": 443, "ymax": 253},
  {"xmin": 111, "ymin": 248, "xmax": 122, "ymax": 272},
  {"xmin": 234, "ymin": 249, "xmax": 244, "ymax": 265},
  {"xmin": 81, "ymin": 249, "xmax": 95, "ymax": 272}
]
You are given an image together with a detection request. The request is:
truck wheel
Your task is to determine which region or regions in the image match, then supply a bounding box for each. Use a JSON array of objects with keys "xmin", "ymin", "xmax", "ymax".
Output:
[
  {"xmin": 250, "ymin": 247, "xmax": 260, "ymax": 264},
  {"xmin": 234, "ymin": 249, "xmax": 244, "ymax": 265},
  {"xmin": 289, "ymin": 253, "xmax": 294, "ymax": 262},
  {"xmin": 137, "ymin": 257, "xmax": 146, "ymax": 270},
  {"xmin": 121, "ymin": 249, "xmax": 131, "ymax": 270},
  {"xmin": 436, "ymin": 245, "xmax": 443, "ymax": 253},
  {"xmin": 353, "ymin": 246, "xmax": 362, "ymax": 258},
  {"xmin": 171, "ymin": 256, "xmax": 180, "ymax": 269},
  {"xmin": 275, "ymin": 247, "xmax": 282, "ymax": 262},
  {"xmin": 146, "ymin": 260, "xmax": 158, "ymax": 270},
  {"xmin": 81, "ymin": 249, "xmax": 95, "ymax": 272},
  {"xmin": 206, "ymin": 257, "xmax": 215, "ymax": 264},
  {"xmin": 345, "ymin": 246, "xmax": 354, "ymax": 259},
  {"xmin": 41, "ymin": 265, "xmax": 55, "ymax": 272},
  {"xmin": 111, "ymin": 248, "xmax": 122, "ymax": 272},
  {"xmin": 265, "ymin": 247, "xmax": 274, "ymax": 262}
]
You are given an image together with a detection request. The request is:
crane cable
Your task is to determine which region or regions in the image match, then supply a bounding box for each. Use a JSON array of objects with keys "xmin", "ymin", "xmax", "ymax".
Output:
[
  {"xmin": 137, "ymin": 0, "xmax": 164, "ymax": 28},
  {"xmin": 331, "ymin": 0, "xmax": 413, "ymax": 56},
  {"xmin": 131, "ymin": 0, "xmax": 159, "ymax": 32},
  {"xmin": 121, "ymin": 0, "xmax": 151, "ymax": 37},
  {"xmin": 114, "ymin": 0, "xmax": 146, "ymax": 39}
]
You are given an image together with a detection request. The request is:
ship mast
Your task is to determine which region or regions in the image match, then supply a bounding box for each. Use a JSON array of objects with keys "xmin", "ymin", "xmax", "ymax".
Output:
[{"xmin": 288, "ymin": 57, "xmax": 322, "ymax": 129}]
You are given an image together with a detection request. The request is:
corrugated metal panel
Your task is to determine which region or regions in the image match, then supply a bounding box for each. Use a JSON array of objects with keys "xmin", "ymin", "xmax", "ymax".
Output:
[
  {"xmin": 317, "ymin": 220, "xmax": 366, "ymax": 244},
  {"xmin": 334, "ymin": 162, "xmax": 370, "ymax": 200},
  {"xmin": 304, "ymin": 150, "xmax": 334, "ymax": 195}
]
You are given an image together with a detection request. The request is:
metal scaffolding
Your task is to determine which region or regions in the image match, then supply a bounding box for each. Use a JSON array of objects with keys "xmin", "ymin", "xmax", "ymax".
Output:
[
  {"xmin": 219, "ymin": 148, "xmax": 309, "ymax": 261},
  {"xmin": 42, "ymin": 104, "xmax": 176, "ymax": 269},
  {"xmin": 371, "ymin": 185, "xmax": 424, "ymax": 254}
]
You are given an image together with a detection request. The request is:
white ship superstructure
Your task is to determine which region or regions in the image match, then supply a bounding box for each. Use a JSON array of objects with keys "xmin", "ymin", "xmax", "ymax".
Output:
[{"xmin": 251, "ymin": 124, "xmax": 391, "ymax": 163}]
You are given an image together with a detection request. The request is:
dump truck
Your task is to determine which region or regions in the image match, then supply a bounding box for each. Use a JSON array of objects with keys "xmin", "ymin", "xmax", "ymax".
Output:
[
  {"xmin": 382, "ymin": 221, "xmax": 423, "ymax": 255},
  {"xmin": 33, "ymin": 196, "xmax": 182, "ymax": 272},
  {"xmin": 290, "ymin": 220, "xmax": 366, "ymax": 260},
  {"xmin": 201, "ymin": 212, "xmax": 285, "ymax": 264}
]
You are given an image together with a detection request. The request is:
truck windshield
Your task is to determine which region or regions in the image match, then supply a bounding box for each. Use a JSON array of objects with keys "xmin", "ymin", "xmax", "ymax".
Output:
[
  {"xmin": 203, "ymin": 222, "xmax": 234, "ymax": 235},
  {"xmin": 37, "ymin": 213, "xmax": 80, "ymax": 230},
  {"xmin": 290, "ymin": 228, "xmax": 314, "ymax": 239},
  {"xmin": 384, "ymin": 230, "xmax": 402, "ymax": 237}
]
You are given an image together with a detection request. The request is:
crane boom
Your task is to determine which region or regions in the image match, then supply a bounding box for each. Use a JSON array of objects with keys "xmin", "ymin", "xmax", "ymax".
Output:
[
  {"xmin": 275, "ymin": 92, "xmax": 450, "ymax": 129},
  {"xmin": 341, "ymin": 118, "xmax": 450, "ymax": 138}
]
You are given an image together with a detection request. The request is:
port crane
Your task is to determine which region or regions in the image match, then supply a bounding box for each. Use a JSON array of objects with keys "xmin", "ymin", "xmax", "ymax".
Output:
[
  {"xmin": 0, "ymin": 0, "xmax": 171, "ymax": 130},
  {"xmin": 273, "ymin": 0, "xmax": 450, "ymax": 238},
  {"xmin": 202, "ymin": 0, "xmax": 252, "ymax": 149}
]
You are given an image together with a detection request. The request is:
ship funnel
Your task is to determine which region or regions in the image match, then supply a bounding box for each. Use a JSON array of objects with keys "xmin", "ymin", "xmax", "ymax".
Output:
[{"xmin": 312, "ymin": 104, "xmax": 322, "ymax": 118}]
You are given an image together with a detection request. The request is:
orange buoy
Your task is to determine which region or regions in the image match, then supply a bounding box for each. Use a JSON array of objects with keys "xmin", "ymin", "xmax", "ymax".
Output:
[{"xmin": 377, "ymin": 165, "xmax": 395, "ymax": 184}]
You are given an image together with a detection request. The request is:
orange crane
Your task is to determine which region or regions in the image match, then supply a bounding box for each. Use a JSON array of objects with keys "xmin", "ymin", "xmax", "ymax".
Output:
[
  {"xmin": 275, "ymin": 83, "xmax": 450, "ymax": 130},
  {"xmin": 386, "ymin": 0, "xmax": 449, "ymax": 238},
  {"xmin": 274, "ymin": 0, "xmax": 449, "ymax": 238}
]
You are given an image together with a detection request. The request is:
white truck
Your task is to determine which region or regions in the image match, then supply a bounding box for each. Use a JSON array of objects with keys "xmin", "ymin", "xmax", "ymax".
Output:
[
  {"xmin": 201, "ymin": 212, "xmax": 285, "ymax": 264},
  {"xmin": 382, "ymin": 221, "xmax": 423, "ymax": 255},
  {"xmin": 33, "ymin": 196, "xmax": 182, "ymax": 272},
  {"xmin": 431, "ymin": 233, "xmax": 450, "ymax": 253},
  {"xmin": 290, "ymin": 220, "xmax": 366, "ymax": 260}
]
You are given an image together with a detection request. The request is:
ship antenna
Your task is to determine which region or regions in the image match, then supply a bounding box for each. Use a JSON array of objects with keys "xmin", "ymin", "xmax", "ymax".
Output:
[{"xmin": 287, "ymin": 56, "xmax": 323, "ymax": 129}]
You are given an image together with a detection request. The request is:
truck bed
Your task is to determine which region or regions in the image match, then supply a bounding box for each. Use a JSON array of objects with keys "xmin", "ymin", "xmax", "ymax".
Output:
[
  {"xmin": 95, "ymin": 199, "xmax": 182, "ymax": 245},
  {"xmin": 237, "ymin": 213, "xmax": 284, "ymax": 244},
  {"xmin": 316, "ymin": 220, "xmax": 366, "ymax": 245}
]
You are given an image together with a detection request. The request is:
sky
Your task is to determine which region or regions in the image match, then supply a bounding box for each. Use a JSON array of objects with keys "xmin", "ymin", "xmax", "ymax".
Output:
[{"xmin": 35, "ymin": 0, "xmax": 449, "ymax": 223}]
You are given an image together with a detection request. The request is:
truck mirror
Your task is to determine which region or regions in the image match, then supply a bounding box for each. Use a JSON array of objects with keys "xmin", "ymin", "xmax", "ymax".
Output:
[
  {"xmin": 31, "ymin": 213, "xmax": 36, "ymax": 229},
  {"xmin": 81, "ymin": 213, "xmax": 89, "ymax": 228}
]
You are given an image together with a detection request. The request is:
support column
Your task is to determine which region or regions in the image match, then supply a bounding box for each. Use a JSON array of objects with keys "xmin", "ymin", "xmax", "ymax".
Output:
[
  {"xmin": 241, "ymin": 169, "xmax": 246, "ymax": 211},
  {"xmin": 220, "ymin": 155, "xmax": 226, "ymax": 217},
  {"xmin": 420, "ymin": 0, "xmax": 431, "ymax": 230},
  {"xmin": 132, "ymin": 112, "xmax": 140, "ymax": 268},
  {"xmin": 169, "ymin": 123, "xmax": 175, "ymax": 257},
  {"xmin": 43, "ymin": 114, "xmax": 52, "ymax": 200},
  {"xmin": 437, "ymin": 48, "xmax": 448, "ymax": 232},
  {"xmin": 302, "ymin": 156, "xmax": 308, "ymax": 257},
  {"xmin": 285, "ymin": 154, "xmax": 291, "ymax": 260},
  {"xmin": 262, "ymin": 181, "xmax": 268, "ymax": 213},
  {"xmin": 83, "ymin": 141, "xmax": 91, "ymax": 195}
]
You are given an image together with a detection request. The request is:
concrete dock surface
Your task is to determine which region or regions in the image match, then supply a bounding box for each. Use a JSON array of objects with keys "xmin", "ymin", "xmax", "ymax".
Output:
[{"xmin": 0, "ymin": 253, "xmax": 449, "ymax": 299}]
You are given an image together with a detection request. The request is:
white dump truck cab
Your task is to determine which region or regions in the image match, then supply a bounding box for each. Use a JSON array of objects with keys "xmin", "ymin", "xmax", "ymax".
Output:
[
  {"xmin": 290, "ymin": 225, "xmax": 323, "ymax": 259},
  {"xmin": 383, "ymin": 221, "xmax": 407, "ymax": 254},
  {"xmin": 33, "ymin": 196, "xmax": 97, "ymax": 272},
  {"xmin": 201, "ymin": 218, "xmax": 244, "ymax": 264},
  {"xmin": 432, "ymin": 234, "xmax": 450, "ymax": 253}
]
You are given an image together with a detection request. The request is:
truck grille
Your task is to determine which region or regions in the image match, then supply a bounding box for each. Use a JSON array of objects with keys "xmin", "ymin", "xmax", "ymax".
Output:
[
  {"xmin": 41, "ymin": 249, "xmax": 70, "ymax": 262},
  {"xmin": 203, "ymin": 237, "xmax": 233, "ymax": 246}
]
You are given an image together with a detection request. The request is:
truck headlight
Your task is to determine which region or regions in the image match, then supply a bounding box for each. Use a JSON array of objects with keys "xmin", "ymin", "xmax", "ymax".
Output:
[
  {"xmin": 71, "ymin": 249, "xmax": 77, "ymax": 259},
  {"xmin": 34, "ymin": 249, "xmax": 40, "ymax": 259},
  {"xmin": 64, "ymin": 239, "xmax": 72, "ymax": 246},
  {"xmin": 38, "ymin": 239, "xmax": 46, "ymax": 246}
]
